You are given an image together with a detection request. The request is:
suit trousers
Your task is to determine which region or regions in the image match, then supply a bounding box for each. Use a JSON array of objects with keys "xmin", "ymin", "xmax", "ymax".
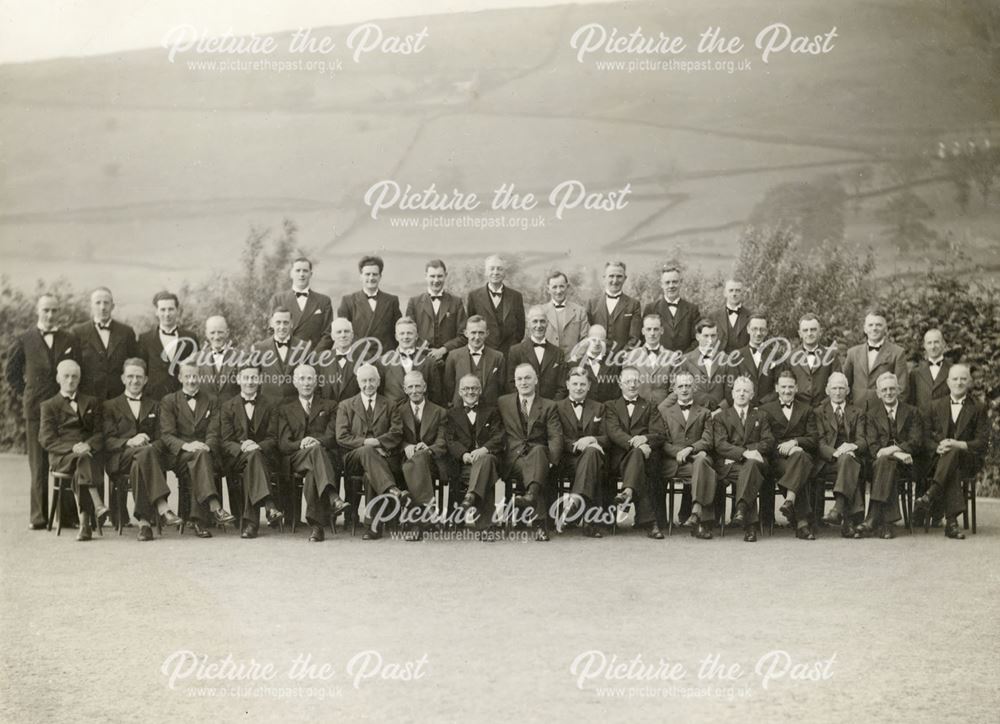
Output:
[
  {"xmin": 229, "ymin": 449, "xmax": 273, "ymax": 524},
  {"xmin": 617, "ymin": 447, "xmax": 657, "ymax": 526},
  {"xmin": 290, "ymin": 445, "xmax": 337, "ymax": 526},
  {"xmin": 111, "ymin": 445, "xmax": 169, "ymax": 522},
  {"xmin": 51, "ymin": 451, "xmax": 102, "ymax": 513},
  {"xmin": 175, "ymin": 449, "xmax": 217, "ymax": 523},
  {"xmin": 869, "ymin": 456, "xmax": 904, "ymax": 524},
  {"xmin": 716, "ymin": 460, "xmax": 765, "ymax": 526},
  {"xmin": 930, "ymin": 448, "xmax": 971, "ymax": 517}
]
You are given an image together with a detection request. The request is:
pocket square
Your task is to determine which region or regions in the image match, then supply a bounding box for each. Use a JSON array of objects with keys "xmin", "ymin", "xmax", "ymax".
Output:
[
  {"xmin": 314, "ymin": 309, "xmax": 322, "ymax": 315},
  {"xmin": 148, "ymin": 413, "xmax": 157, "ymax": 418},
  {"xmin": 593, "ymin": 416, "xmax": 602, "ymax": 422}
]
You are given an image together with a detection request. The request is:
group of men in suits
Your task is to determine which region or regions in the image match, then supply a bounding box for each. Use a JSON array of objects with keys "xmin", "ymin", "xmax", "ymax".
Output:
[{"xmin": 5, "ymin": 255, "xmax": 989, "ymax": 543}]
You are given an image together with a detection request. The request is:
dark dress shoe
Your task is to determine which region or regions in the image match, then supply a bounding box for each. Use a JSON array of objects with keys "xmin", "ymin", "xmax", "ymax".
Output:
[
  {"xmin": 880, "ymin": 526, "xmax": 896, "ymax": 540},
  {"xmin": 308, "ymin": 525, "xmax": 325, "ymax": 542},
  {"xmin": 795, "ymin": 526, "xmax": 816, "ymax": 540},
  {"xmin": 192, "ymin": 522, "xmax": 213, "ymax": 538},
  {"xmin": 647, "ymin": 525, "xmax": 664, "ymax": 540},
  {"xmin": 330, "ymin": 497, "xmax": 350, "ymax": 517},
  {"xmin": 265, "ymin": 509, "xmax": 284, "ymax": 528},
  {"xmin": 840, "ymin": 524, "xmax": 856, "ymax": 539},
  {"xmin": 730, "ymin": 509, "xmax": 746, "ymax": 528},
  {"xmin": 241, "ymin": 523, "xmax": 259, "ymax": 539},
  {"xmin": 28, "ymin": 523, "xmax": 46, "ymax": 530},
  {"xmin": 913, "ymin": 494, "xmax": 931, "ymax": 512},
  {"xmin": 821, "ymin": 510, "xmax": 843, "ymax": 526},
  {"xmin": 514, "ymin": 491, "xmax": 538, "ymax": 509},
  {"xmin": 614, "ymin": 490, "xmax": 632, "ymax": 506},
  {"xmin": 94, "ymin": 505, "xmax": 110, "ymax": 523},
  {"xmin": 534, "ymin": 528, "xmax": 550, "ymax": 542},
  {"xmin": 691, "ymin": 523, "xmax": 713, "ymax": 540},
  {"xmin": 779, "ymin": 499, "xmax": 796, "ymax": 523},
  {"xmin": 853, "ymin": 523, "xmax": 875, "ymax": 539},
  {"xmin": 362, "ymin": 528, "xmax": 383, "ymax": 540},
  {"xmin": 137, "ymin": 525, "xmax": 154, "ymax": 542},
  {"xmin": 161, "ymin": 510, "xmax": 183, "ymax": 527},
  {"xmin": 582, "ymin": 524, "xmax": 603, "ymax": 538},
  {"xmin": 212, "ymin": 509, "xmax": 236, "ymax": 525},
  {"xmin": 683, "ymin": 514, "xmax": 700, "ymax": 527},
  {"xmin": 743, "ymin": 528, "xmax": 757, "ymax": 542},
  {"xmin": 945, "ymin": 524, "xmax": 965, "ymax": 540}
]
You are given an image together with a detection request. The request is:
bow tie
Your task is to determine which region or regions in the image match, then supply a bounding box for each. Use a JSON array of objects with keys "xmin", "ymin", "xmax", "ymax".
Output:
[
  {"xmin": 624, "ymin": 398, "xmax": 638, "ymax": 405},
  {"xmin": 606, "ymin": 293, "xmax": 621, "ymax": 300},
  {"xmin": 951, "ymin": 398, "xmax": 966, "ymax": 405},
  {"xmin": 125, "ymin": 396, "xmax": 142, "ymax": 402},
  {"xmin": 95, "ymin": 322, "xmax": 111, "ymax": 330},
  {"xmin": 701, "ymin": 355, "xmax": 713, "ymax": 362},
  {"xmin": 645, "ymin": 347, "xmax": 660, "ymax": 354},
  {"xmin": 184, "ymin": 393, "xmax": 197, "ymax": 401},
  {"xmin": 666, "ymin": 301, "xmax": 678, "ymax": 308},
  {"xmin": 464, "ymin": 405, "xmax": 477, "ymax": 413},
  {"xmin": 335, "ymin": 353, "xmax": 348, "ymax": 360},
  {"xmin": 429, "ymin": 295, "xmax": 443, "ymax": 301},
  {"xmin": 160, "ymin": 329, "xmax": 178, "ymax": 336},
  {"xmin": 781, "ymin": 403, "xmax": 793, "ymax": 410},
  {"xmin": 868, "ymin": 344, "xmax": 882, "ymax": 352},
  {"xmin": 552, "ymin": 303, "xmax": 565, "ymax": 309},
  {"xmin": 294, "ymin": 291, "xmax": 309, "ymax": 298},
  {"xmin": 929, "ymin": 360, "xmax": 942, "ymax": 367},
  {"xmin": 366, "ymin": 294, "xmax": 378, "ymax": 300},
  {"xmin": 572, "ymin": 400, "xmax": 585, "ymax": 409},
  {"xmin": 532, "ymin": 342, "xmax": 546, "ymax": 349},
  {"xmin": 63, "ymin": 395, "xmax": 77, "ymax": 403},
  {"xmin": 727, "ymin": 307, "xmax": 740, "ymax": 315},
  {"xmin": 489, "ymin": 288, "xmax": 503, "ymax": 296},
  {"xmin": 243, "ymin": 398, "xmax": 257, "ymax": 407},
  {"xmin": 275, "ymin": 340, "xmax": 289, "ymax": 348},
  {"xmin": 399, "ymin": 351, "xmax": 413, "ymax": 358},
  {"xmin": 678, "ymin": 403, "xmax": 692, "ymax": 411},
  {"xmin": 470, "ymin": 350, "xmax": 482, "ymax": 356}
]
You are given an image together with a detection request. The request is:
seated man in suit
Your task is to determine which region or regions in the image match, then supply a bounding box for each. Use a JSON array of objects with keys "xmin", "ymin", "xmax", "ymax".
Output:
[
  {"xmin": 914, "ymin": 364, "xmax": 989, "ymax": 540},
  {"xmin": 815, "ymin": 372, "xmax": 867, "ymax": 537},
  {"xmin": 554, "ymin": 366, "xmax": 609, "ymax": 538},
  {"xmin": 160, "ymin": 361, "xmax": 236, "ymax": 538},
  {"xmin": 277, "ymin": 364, "xmax": 348, "ymax": 543},
  {"xmin": 783, "ymin": 313, "xmax": 841, "ymax": 407},
  {"xmin": 505, "ymin": 305, "xmax": 566, "ymax": 400},
  {"xmin": 606, "ymin": 366, "xmax": 665, "ymax": 539},
  {"xmin": 218, "ymin": 364, "xmax": 285, "ymax": 539},
  {"xmin": 318, "ymin": 317, "xmax": 361, "ymax": 405},
  {"xmin": 465, "ymin": 254, "xmax": 525, "ymax": 355},
  {"xmin": 711, "ymin": 376, "xmax": 775, "ymax": 542},
  {"xmin": 380, "ymin": 317, "xmax": 436, "ymax": 405},
  {"xmin": 499, "ymin": 363, "xmax": 563, "ymax": 541},
  {"xmin": 658, "ymin": 371, "xmax": 715, "ymax": 540},
  {"xmin": 252, "ymin": 307, "xmax": 302, "ymax": 402},
  {"xmin": 643, "ymin": 265, "xmax": 700, "ymax": 353},
  {"xmin": 569, "ymin": 325, "xmax": 620, "ymax": 403},
  {"xmin": 335, "ymin": 363, "xmax": 405, "ymax": 540},
  {"xmin": 711, "ymin": 279, "xmax": 752, "ymax": 353},
  {"xmin": 393, "ymin": 371, "xmax": 449, "ymax": 539},
  {"xmin": 908, "ymin": 328, "xmax": 952, "ymax": 527},
  {"xmin": 337, "ymin": 255, "xmax": 402, "ymax": 354},
  {"xmin": 843, "ymin": 309, "xmax": 908, "ymax": 410},
  {"xmin": 269, "ymin": 256, "xmax": 334, "ymax": 348},
  {"xmin": 727, "ymin": 314, "xmax": 778, "ymax": 408},
  {"xmin": 443, "ymin": 315, "xmax": 505, "ymax": 407},
  {"xmin": 448, "ymin": 374, "xmax": 504, "ymax": 531},
  {"xmin": 39, "ymin": 360, "xmax": 106, "ymax": 541},
  {"xmin": 197, "ymin": 315, "xmax": 240, "ymax": 402},
  {"xmin": 668, "ymin": 319, "xmax": 730, "ymax": 412},
  {"xmin": 543, "ymin": 270, "xmax": 589, "ymax": 359},
  {"xmin": 856, "ymin": 371, "xmax": 922, "ymax": 539},
  {"xmin": 586, "ymin": 261, "xmax": 641, "ymax": 355},
  {"xmin": 137, "ymin": 290, "xmax": 198, "ymax": 401},
  {"xmin": 103, "ymin": 358, "xmax": 183, "ymax": 541},
  {"xmin": 760, "ymin": 371, "xmax": 820, "ymax": 539},
  {"xmin": 627, "ymin": 313, "xmax": 676, "ymax": 407}
]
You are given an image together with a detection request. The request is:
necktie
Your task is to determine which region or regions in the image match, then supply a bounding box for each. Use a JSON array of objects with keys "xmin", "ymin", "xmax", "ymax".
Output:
[
  {"xmin": 303, "ymin": 398, "xmax": 312, "ymax": 416},
  {"xmin": 738, "ymin": 408, "xmax": 747, "ymax": 425},
  {"xmin": 521, "ymin": 398, "xmax": 529, "ymax": 416},
  {"xmin": 835, "ymin": 406, "xmax": 844, "ymax": 425},
  {"xmin": 366, "ymin": 399, "xmax": 374, "ymax": 416}
]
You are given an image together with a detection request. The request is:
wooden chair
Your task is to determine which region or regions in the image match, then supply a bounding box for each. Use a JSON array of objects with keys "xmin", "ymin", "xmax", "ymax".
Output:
[{"xmin": 48, "ymin": 470, "xmax": 102, "ymax": 537}]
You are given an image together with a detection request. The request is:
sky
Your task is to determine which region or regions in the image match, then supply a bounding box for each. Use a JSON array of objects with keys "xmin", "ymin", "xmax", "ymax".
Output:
[{"xmin": 0, "ymin": 0, "xmax": 612, "ymax": 64}]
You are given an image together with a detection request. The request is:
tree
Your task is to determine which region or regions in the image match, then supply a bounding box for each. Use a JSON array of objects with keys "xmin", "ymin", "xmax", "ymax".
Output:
[
  {"xmin": 749, "ymin": 175, "xmax": 847, "ymax": 250},
  {"xmin": 876, "ymin": 191, "xmax": 938, "ymax": 252}
]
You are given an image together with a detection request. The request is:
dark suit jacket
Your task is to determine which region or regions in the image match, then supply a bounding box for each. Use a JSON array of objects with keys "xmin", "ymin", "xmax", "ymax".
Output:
[
  {"xmin": 137, "ymin": 327, "xmax": 199, "ymax": 401},
  {"xmin": 445, "ymin": 404, "xmax": 504, "ymax": 460},
  {"xmin": 70, "ymin": 319, "xmax": 137, "ymax": 401},
  {"xmin": 102, "ymin": 393, "xmax": 160, "ymax": 460},
  {"xmin": 759, "ymin": 400, "xmax": 819, "ymax": 455},
  {"xmin": 814, "ymin": 401, "xmax": 867, "ymax": 464},
  {"xmin": 587, "ymin": 294, "xmax": 641, "ymax": 354},
  {"xmin": 843, "ymin": 341, "xmax": 909, "ymax": 409},
  {"xmin": 908, "ymin": 359, "xmax": 952, "ymax": 413},
  {"xmin": 863, "ymin": 401, "xmax": 922, "ymax": 456},
  {"xmin": 379, "ymin": 349, "xmax": 437, "ymax": 404},
  {"xmin": 496, "ymin": 394, "xmax": 562, "ymax": 467},
  {"xmin": 658, "ymin": 400, "xmax": 712, "ymax": 459},
  {"xmin": 555, "ymin": 398, "xmax": 609, "ymax": 451},
  {"xmin": 782, "ymin": 345, "xmax": 841, "ymax": 406},
  {"xmin": 39, "ymin": 393, "xmax": 103, "ymax": 455},
  {"xmin": 6, "ymin": 328, "xmax": 79, "ymax": 419},
  {"xmin": 218, "ymin": 395, "xmax": 279, "ymax": 464},
  {"xmin": 604, "ymin": 395, "xmax": 665, "ymax": 468},
  {"xmin": 251, "ymin": 337, "xmax": 303, "ymax": 402},
  {"xmin": 670, "ymin": 349, "xmax": 731, "ymax": 411},
  {"xmin": 335, "ymin": 394, "xmax": 403, "ymax": 452},
  {"xmin": 926, "ymin": 397, "xmax": 988, "ymax": 471},
  {"xmin": 399, "ymin": 400, "xmax": 448, "ymax": 458},
  {"xmin": 444, "ymin": 346, "xmax": 505, "ymax": 408},
  {"xmin": 159, "ymin": 388, "xmax": 220, "ymax": 464},
  {"xmin": 277, "ymin": 397, "xmax": 338, "ymax": 454},
  {"xmin": 317, "ymin": 351, "xmax": 361, "ymax": 404},
  {"xmin": 711, "ymin": 405, "xmax": 774, "ymax": 473},
  {"xmin": 406, "ymin": 292, "xmax": 467, "ymax": 352},
  {"xmin": 726, "ymin": 345, "xmax": 779, "ymax": 407},
  {"xmin": 505, "ymin": 339, "xmax": 566, "ymax": 400},
  {"xmin": 711, "ymin": 305, "xmax": 752, "ymax": 353},
  {"xmin": 466, "ymin": 285, "xmax": 525, "ymax": 354},
  {"xmin": 197, "ymin": 346, "xmax": 241, "ymax": 403},
  {"xmin": 643, "ymin": 298, "xmax": 700, "ymax": 353},
  {"xmin": 337, "ymin": 290, "xmax": 402, "ymax": 353},
  {"xmin": 270, "ymin": 289, "xmax": 334, "ymax": 348}
]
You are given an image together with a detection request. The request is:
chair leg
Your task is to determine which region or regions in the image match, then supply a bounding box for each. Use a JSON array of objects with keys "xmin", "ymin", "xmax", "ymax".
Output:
[
  {"xmin": 969, "ymin": 479, "xmax": 977, "ymax": 534},
  {"xmin": 47, "ymin": 479, "xmax": 59, "ymax": 532},
  {"xmin": 54, "ymin": 481, "xmax": 64, "ymax": 536}
]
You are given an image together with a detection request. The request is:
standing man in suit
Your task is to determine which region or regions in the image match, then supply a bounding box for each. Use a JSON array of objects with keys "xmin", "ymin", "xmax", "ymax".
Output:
[
  {"xmin": 405, "ymin": 260, "xmax": 467, "ymax": 393},
  {"xmin": 711, "ymin": 279, "xmax": 752, "ymax": 353},
  {"xmin": 380, "ymin": 317, "xmax": 436, "ymax": 405},
  {"xmin": 394, "ymin": 371, "xmax": 449, "ymax": 539},
  {"xmin": 277, "ymin": 364, "xmax": 348, "ymax": 543},
  {"xmin": 586, "ymin": 261, "xmax": 641, "ymax": 355},
  {"xmin": 669, "ymin": 320, "xmax": 730, "ymax": 412},
  {"xmin": 443, "ymin": 316, "xmax": 505, "ymax": 407},
  {"xmin": 554, "ymin": 367, "xmax": 609, "ymax": 538},
  {"xmin": 570, "ymin": 325, "xmax": 620, "ymax": 403},
  {"xmin": 843, "ymin": 309, "xmax": 908, "ymax": 410},
  {"xmin": 711, "ymin": 376, "xmax": 774, "ymax": 542},
  {"xmin": 914, "ymin": 364, "xmax": 988, "ymax": 540},
  {"xmin": 543, "ymin": 271, "xmax": 589, "ymax": 359},
  {"xmin": 760, "ymin": 371, "xmax": 820, "ymax": 539},
  {"xmin": 160, "ymin": 361, "xmax": 236, "ymax": 538},
  {"xmin": 335, "ymin": 364, "xmax": 405, "ymax": 540},
  {"xmin": 102, "ymin": 358, "xmax": 182, "ymax": 541},
  {"xmin": 252, "ymin": 308, "xmax": 301, "ymax": 403},
  {"xmin": 908, "ymin": 328, "xmax": 952, "ymax": 525},
  {"xmin": 466, "ymin": 254, "xmax": 525, "ymax": 355},
  {"xmin": 39, "ymin": 360, "xmax": 105, "ymax": 541},
  {"xmin": 505, "ymin": 306, "xmax": 566, "ymax": 400},
  {"xmin": 628, "ymin": 313, "xmax": 675, "ymax": 407},
  {"xmin": 6, "ymin": 293, "xmax": 80, "ymax": 529},
  {"xmin": 658, "ymin": 371, "xmax": 716, "ymax": 539},
  {"xmin": 498, "ymin": 364, "xmax": 563, "ymax": 541},
  {"xmin": 218, "ymin": 365, "xmax": 285, "ymax": 539},
  {"xmin": 71, "ymin": 286, "xmax": 137, "ymax": 402},
  {"xmin": 856, "ymin": 372, "xmax": 922, "ymax": 539},
  {"xmin": 318, "ymin": 318, "xmax": 361, "ymax": 405},
  {"xmin": 136, "ymin": 291, "xmax": 198, "ymax": 401},
  {"xmin": 815, "ymin": 372, "xmax": 867, "ymax": 536},
  {"xmin": 448, "ymin": 374, "xmax": 504, "ymax": 530},
  {"xmin": 643, "ymin": 265, "xmax": 700, "ymax": 353},
  {"xmin": 606, "ymin": 366, "xmax": 665, "ymax": 539},
  {"xmin": 782, "ymin": 313, "xmax": 841, "ymax": 407},
  {"xmin": 727, "ymin": 314, "xmax": 778, "ymax": 407},
  {"xmin": 338, "ymin": 255, "xmax": 402, "ymax": 354},
  {"xmin": 197, "ymin": 315, "xmax": 240, "ymax": 403},
  {"xmin": 269, "ymin": 257, "xmax": 334, "ymax": 348}
]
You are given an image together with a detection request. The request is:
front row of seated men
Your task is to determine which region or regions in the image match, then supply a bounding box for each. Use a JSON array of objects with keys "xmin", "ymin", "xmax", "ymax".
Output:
[{"xmin": 39, "ymin": 354, "xmax": 986, "ymax": 544}]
